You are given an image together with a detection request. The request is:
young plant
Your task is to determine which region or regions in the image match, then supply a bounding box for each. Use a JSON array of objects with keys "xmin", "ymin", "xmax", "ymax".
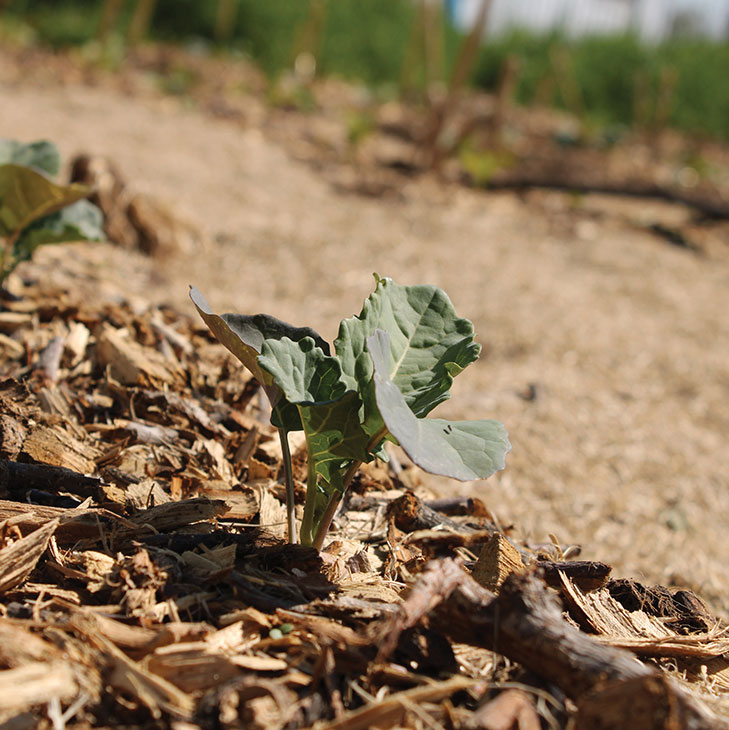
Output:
[
  {"xmin": 0, "ymin": 139, "xmax": 104, "ymax": 286},
  {"xmin": 191, "ymin": 275, "xmax": 510, "ymax": 549}
]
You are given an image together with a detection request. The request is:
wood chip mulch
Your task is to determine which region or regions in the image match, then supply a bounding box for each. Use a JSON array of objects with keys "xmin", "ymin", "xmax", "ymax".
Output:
[{"xmin": 0, "ymin": 276, "xmax": 728, "ymax": 729}]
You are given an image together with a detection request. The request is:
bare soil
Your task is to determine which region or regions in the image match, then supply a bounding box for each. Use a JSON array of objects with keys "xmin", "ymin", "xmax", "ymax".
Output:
[{"xmin": 2, "ymin": 46, "xmax": 728, "ymax": 614}]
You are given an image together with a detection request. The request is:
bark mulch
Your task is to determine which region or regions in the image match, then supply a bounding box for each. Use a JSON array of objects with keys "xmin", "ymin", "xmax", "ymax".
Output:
[{"xmin": 0, "ymin": 274, "xmax": 728, "ymax": 729}]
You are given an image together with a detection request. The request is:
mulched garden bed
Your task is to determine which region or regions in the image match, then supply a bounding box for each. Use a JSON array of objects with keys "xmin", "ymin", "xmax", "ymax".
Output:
[{"xmin": 0, "ymin": 270, "xmax": 728, "ymax": 729}]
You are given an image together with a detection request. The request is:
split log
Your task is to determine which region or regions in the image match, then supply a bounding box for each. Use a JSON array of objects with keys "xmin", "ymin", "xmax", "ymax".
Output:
[{"xmin": 378, "ymin": 559, "xmax": 726, "ymax": 730}]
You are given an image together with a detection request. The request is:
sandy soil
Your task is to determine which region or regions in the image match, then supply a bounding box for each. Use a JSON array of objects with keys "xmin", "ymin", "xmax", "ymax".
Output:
[{"xmin": 2, "ymin": 55, "xmax": 728, "ymax": 612}]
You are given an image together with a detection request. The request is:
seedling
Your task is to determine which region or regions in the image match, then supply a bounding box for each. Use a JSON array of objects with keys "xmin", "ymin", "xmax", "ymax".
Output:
[
  {"xmin": 191, "ymin": 275, "xmax": 510, "ymax": 549},
  {"xmin": 0, "ymin": 139, "xmax": 104, "ymax": 285}
]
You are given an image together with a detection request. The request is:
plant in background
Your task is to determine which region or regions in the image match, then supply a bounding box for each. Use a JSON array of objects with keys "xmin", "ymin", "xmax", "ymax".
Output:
[
  {"xmin": 0, "ymin": 139, "xmax": 104, "ymax": 286},
  {"xmin": 191, "ymin": 275, "xmax": 510, "ymax": 549}
]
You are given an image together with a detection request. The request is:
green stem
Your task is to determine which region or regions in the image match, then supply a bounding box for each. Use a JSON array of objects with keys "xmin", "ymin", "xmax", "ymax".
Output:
[
  {"xmin": 298, "ymin": 433, "xmax": 320, "ymax": 546},
  {"xmin": 311, "ymin": 426, "xmax": 389, "ymax": 551},
  {"xmin": 277, "ymin": 428, "xmax": 298, "ymax": 544}
]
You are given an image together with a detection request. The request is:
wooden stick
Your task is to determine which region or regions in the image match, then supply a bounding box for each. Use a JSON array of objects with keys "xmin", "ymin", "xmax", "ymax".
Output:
[
  {"xmin": 0, "ymin": 459, "xmax": 100, "ymax": 497},
  {"xmin": 480, "ymin": 173, "xmax": 729, "ymax": 222},
  {"xmin": 421, "ymin": 0, "xmax": 493, "ymax": 170},
  {"xmin": 96, "ymin": 0, "xmax": 125, "ymax": 42},
  {"xmin": 126, "ymin": 0, "xmax": 157, "ymax": 46},
  {"xmin": 214, "ymin": 0, "xmax": 239, "ymax": 43}
]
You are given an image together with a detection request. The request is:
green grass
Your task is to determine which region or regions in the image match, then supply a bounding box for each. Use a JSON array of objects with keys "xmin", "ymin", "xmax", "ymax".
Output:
[
  {"xmin": 5, "ymin": 1, "xmax": 729, "ymax": 140},
  {"xmin": 472, "ymin": 30, "xmax": 729, "ymax": 140}
]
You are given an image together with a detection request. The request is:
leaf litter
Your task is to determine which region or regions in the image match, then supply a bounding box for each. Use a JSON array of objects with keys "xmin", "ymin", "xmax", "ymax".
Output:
[{"xmin": 0, "ymin": 271, "xmax": 728, "ymax": 729}]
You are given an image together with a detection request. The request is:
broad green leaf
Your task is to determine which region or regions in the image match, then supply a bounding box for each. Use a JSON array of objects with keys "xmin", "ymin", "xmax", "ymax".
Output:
[
  {"xmin": 335, "ymin": 275, "xmax": 481, "ymax": 436},
  {"xmin": 258, "ymin": 336, "xmax": 370, "ymax": 467},
  {"xmin": 259, "ymin": 336, "xmax": 371, "ymax": 543},
  {"xmin": 259, "ymin": 336, "xmax": 345, "ymax": 404},
  {"xmin": 368, "ymin": 329, "xmax": 510, "ymax": 481},
  {"xmin": 0, "ymin": 139, "xmax": 60, "ymax": 176},
  {"xmin": 0, "ymin": 163, "xmax": 90, "ymax": 237},
  {"xmin": 189, "ymin": 286, "xmax": 330, "ymax": 430},
  {"xmin": 299, "ymin": 390, "xmax": 369, "ymax": 485},
  {"xmin": 13, "ymin": 200, "xmax": 104, "ymax": 262}
]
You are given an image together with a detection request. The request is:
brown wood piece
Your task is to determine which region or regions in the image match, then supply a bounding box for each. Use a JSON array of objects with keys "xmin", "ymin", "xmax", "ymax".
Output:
[
  {"xmin": 0, "ymin": 519, "xmax": 59, "ymax": 593},
  {"xmin": 398, "ymin": 559, "xmax": 726, "ymax": 729},
  {"xmin": 471, "ymin": 532, "xmax": 526, "ymax": 593},
  {"xmin": 0, "ymin": 459, "xmax": 100, "ymax": 498},
  {"xmin": 539, "ymin": 559, "xmax": 612, "ymax": 592},
  {"xmin": 21, "ymin": 426, "xmax": 100, "ymax": 475}
]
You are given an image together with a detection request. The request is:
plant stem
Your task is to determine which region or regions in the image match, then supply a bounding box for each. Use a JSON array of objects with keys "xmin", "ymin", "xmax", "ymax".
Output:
[
  {"xmin": 278, "ymin": 428, "xmax": 298, "ymax": 544},
  {"xmin": 298, "ymin": 434, "xmax": 320, "ymax": 546},
  {"xmin": 311, "ymin": 426, "xmax": 389, "ymax": 551}
]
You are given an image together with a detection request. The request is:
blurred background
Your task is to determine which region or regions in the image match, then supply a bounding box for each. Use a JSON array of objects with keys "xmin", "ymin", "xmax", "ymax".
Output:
[
  {"xmin": 2, "ymin": 0, "xmax": 729, "ymax": 139},
  {"xmin": 2, "ymin": 0, "xmax": 729, "ymax": 611}
]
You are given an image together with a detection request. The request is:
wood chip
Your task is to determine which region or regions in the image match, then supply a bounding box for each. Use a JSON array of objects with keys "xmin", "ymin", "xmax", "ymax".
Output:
[
  {"xmin": 229, "ymin": 655, "xmax": 288, "ymax": 671},
  {"xmin": 0, "ymin": 518, "xmax": 59, "ymax": 593},
  {"xmin": 21, "ymin": 426, "xmax": 100, "ymax": 474},
  {"xmin": 316, "ymin": 676, "xmax": 477, "ymax": 730},
  {"xmin": 0, "ymin": 333, "xmax": 24, "ymax": 360},
  {"xmin": 96, "ymin": 323, "xmax": 182, "ymax": 386},
  {"xmin": 471, "ymin": 532, "xmax": 526, "ymax": 593},
  {"xmin": 0, "ymin": 312, "xmax": 32, "ymax": 334},
  {"xmin": 127, "ymin": 497, "xmax": 230, "ymax": 533},
  {"xmin": 560, "ymin": 573, "xmax": 729, "ymax": 659},
  {"xmin": 71, "ymin": 614, "xmax": 194, "ymax": 719},
  {"xmin": 0, "ymin": 661, "xmax": 77, "ymax": 713}
]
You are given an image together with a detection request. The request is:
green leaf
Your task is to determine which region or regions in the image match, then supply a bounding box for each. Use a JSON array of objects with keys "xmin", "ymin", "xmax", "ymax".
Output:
[
  {"xmin": 13, "ymin": 200, "xmax": 104, "ymax": 262},
  {"xmin": 368, "ymin": 329, "xmax": 510, "ymax": 481},
  {"xmin": 335, "ymin": 275, "xmax": 481, "ymax": 436},
  {"xmin": 299, "ymin": 389, "xmax": 369, "ymax": 484},
  {"xmin": 259, "ymin": 336, "xmax": 344, "ymax": 404},
  {"xmin": 0, "ymin": 163, "xmax": 91, "ymax": 237},
  {"xmin": 258, "ymin": 337, "xmax": 369, "ymax": 465},
  {"xmin": 189, "ymin": 286, "xmax": 330, "ymax": 430},
  {"xmin": 259, "ymin": 336, "xmax": 371, "ymax": 544},
  {"xmin": 0, "ymin": 139, "xmax": 60, "ymax": 176}
]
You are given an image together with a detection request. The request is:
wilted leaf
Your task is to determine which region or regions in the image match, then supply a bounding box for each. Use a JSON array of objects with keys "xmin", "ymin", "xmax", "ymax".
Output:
[
  {"xmin": 0, "ymin": 163, "xmax": 91, "ymax": 237},
  {"xmin": 189, "ymin": 286, "xmax": 330, "ymax": 430},
  {"xmin": 368, "ymin": 329, "xmax": 510, "ymax": 481},
  {"xmin": 0, "ymin": 139, "xmax": 60, "ymax": 176},
  {"xmin": 335, "ymin": 276, "xmax": 481, "ymax": 437},
  {"xmin": 13, "ymin": 199, "xmax": 104, "ymax": 262}
]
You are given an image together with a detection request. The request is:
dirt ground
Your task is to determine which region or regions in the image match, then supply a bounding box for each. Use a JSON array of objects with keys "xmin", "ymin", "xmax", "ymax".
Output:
[{"xmin": 2, "ymin": 48, "xmax": 728, "ymax": 614}]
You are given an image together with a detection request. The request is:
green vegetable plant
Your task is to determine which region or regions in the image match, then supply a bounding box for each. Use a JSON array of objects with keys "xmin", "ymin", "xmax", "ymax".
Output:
[
  {"xmin": 190, "ymin": 275, "xmax": 510, "ymax": 549},
  {"xmin": 0, "ymin": 139, "xmax": 104, "ymax": 285}
]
